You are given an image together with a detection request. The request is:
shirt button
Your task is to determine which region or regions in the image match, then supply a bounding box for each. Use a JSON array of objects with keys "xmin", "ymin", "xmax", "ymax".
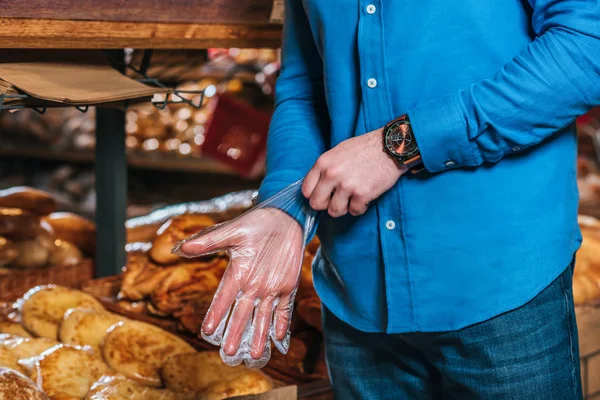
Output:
[
  {"xmin": 386, "ymin": 220, "xmax": 396, "ymax": 230},
  {"xmin": 445, "ymin": 160, "xmax": 456, "ymax": 167},
  {"xmin": 366, "ymin": 4, "xmax": 376, "ymax": 14},
  {"xmin": 512, "ymin": 146, "xmax": 520, "ymax": 152},
  {"xmin": 367, "ymin": 78, "xmax": 377, "ymax": 88}
]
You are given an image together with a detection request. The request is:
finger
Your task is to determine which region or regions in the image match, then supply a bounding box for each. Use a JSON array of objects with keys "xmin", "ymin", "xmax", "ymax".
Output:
[
  {"xmin": 202, "ymin": 267, "xmax": 239, "ymax": 337},
  {"xmin": 250, "ymin": 297, "xmax": 276, "ymax": 360},
  {"xmin": 328, "ymin": 187, "xmax": 351, "ymax": 218},
  {"xmin": 222, "ymin": 296, "xmax": 256, "ymax": 357},
  {"xmin": 302, "ymin": 166, "xmax": 321, "ymax": 199},
  {"xmin": 175, "ymin": 222, "xmax": 233, "ymax": 257},
  {"xmin": 271, "ymin": 293, "xmax": 295, "ymax": 354},
  {"xmin": 309, "ymin": 176, "xmax": 337, "ymax": 211},
  {"xmin": 349, "ymin": 196, "xmax": 369, "ymax": 216}
]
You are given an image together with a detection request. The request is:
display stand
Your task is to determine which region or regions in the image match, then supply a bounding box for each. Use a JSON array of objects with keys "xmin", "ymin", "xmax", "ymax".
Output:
[{"xmin": 0, "ymin": 2, "xmax": 282, "ymax": 276}]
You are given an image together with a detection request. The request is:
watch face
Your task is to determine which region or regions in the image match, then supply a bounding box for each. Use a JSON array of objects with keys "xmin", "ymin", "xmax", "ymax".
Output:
[{"xmin": 384, "ymin": 120, "xmax": 418, "ymax": 160}]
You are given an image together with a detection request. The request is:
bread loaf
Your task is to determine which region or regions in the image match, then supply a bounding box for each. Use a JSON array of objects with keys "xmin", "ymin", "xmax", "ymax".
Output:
[
  {"xmin": 0, "ymin": 367, "xmax": 49, "ymax": 400},
  {"xmin": 0, "ymin": 187, "xmax": 56, "ymax": 216},
  {"xmin": 42, "ymin": 212, "xmax": 96, "ymax": 254},
  {"xmin": 49, "ymin": 240, "xmax": 84, "ymax": 266},
  {"xmin": 0, "ymin": 208, "xmax": 39, "ymax": 239}
]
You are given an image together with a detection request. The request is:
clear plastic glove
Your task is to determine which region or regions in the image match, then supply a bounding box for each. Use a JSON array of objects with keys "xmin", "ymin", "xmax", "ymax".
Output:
[{"xmin": 173, "ymin": 181, "xmax": 317, "ymax": 368}]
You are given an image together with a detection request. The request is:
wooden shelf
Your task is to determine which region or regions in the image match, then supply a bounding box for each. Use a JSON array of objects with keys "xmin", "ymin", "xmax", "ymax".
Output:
[
  {"xmin": 0, "ymin": 145, "xmax": 243, "ymax": 175},
  {"xmin": 0, "ymin": 18, "xmax": 282, "ymax": 49},
  {"xmin": 0, "ymin": 0, "xmax": 277, "ymax": 25}
]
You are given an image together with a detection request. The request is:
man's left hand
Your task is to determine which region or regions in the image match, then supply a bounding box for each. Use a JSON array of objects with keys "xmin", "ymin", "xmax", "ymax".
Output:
[{"xmin": 302, "ymin": 127, "xmax": 407, "ymax": 217}]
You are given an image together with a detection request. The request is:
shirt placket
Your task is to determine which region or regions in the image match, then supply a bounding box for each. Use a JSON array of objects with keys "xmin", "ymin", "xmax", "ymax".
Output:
[{"xmin": 358, "ymin": 0, "xmax": 414, "ymax": 332}]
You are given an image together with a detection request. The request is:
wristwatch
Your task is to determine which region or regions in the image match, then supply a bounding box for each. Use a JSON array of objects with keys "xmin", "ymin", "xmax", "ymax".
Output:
[{"xmin": 382, "ymin": 114, "xmax": 423, "ymax": 173}]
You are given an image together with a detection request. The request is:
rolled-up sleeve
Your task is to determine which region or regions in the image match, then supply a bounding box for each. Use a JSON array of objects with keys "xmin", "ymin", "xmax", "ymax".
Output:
[{"xmin": 409, "ymin": 0, "xmax": 600, "ymax": 173}]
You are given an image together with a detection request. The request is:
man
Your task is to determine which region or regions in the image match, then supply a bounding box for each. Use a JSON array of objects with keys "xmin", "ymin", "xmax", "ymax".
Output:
[{"xmin": 179, "ymin": 0, "xmax": 600, "ymax": 398}]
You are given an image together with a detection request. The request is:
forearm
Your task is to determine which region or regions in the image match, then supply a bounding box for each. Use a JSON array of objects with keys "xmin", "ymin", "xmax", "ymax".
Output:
[{"xmin": 408, "ymin": 2, "xmax": 600, "ymax": 173}]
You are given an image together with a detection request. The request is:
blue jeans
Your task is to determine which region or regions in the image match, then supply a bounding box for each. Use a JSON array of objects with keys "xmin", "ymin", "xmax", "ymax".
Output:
[{"xmin": 322, "ymin": 263, "xmax": 582, "ymax": 399}]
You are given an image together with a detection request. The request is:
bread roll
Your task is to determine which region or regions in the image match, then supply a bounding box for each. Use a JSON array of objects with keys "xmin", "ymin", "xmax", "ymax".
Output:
[
  {"xmin": 0, "ymin": 322, "xmax": 32, "ymax": 338},
  {"xmin": 42, "ymin": 212, "xmax": 96, "ymax": 255},
  {"xmin": 59, "ymin": 308, "xmax": 123, "ymax": 353},
  {"xmin": 0, "ymin": 347, "xmax": 27, "ymax": 375},
  {"xmin": 85, "ymin": 375, "xmax": 179, "ymax": 400},
  {"xmin": 102, "ymin": 320, "xmax": 195, "ymax": 387},
  {"xmin": 0, "ymin": 236, "xmax": 18, "ymax": 266},
  {"xmin": 0, "ymin": 367, "xmax": 49, "ymax": 400},
  {"xmin": 161, "ymin": 351, "xmax": 272, "ymax": 398},
  {"xmin": 149, "ymin": 214, "xmax": 216, "ymax": 265},
  {"xmin": 49, "ymin": 240, "xmax": 84, "ymax": 266},
  {"xmin": 0, "ymin": 187, "xmax": 56, "ymax": 216},
  {"xmin": 19, "ymin": 285, "xmax": 105, "ymax": 339},
  {"xmin": 126, "ymin": 223, "xmax": 161, "ymax": 244},
  {"xmin": 0, "ymin": 208, "xmax": 39, "ymax": 239},
  {"xmin": 0, "ymin": 337, "xmax": 60, "ymax": 360},
  {"xmin": 30, "ymin": 344, "xmax": 111, "ymax": 400}
]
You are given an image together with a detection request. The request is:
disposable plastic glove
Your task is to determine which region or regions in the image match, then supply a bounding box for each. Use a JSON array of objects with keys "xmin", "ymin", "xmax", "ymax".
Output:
[{"xmin": 173, "ymin": 181, "xmax": 316, "ymax": 368}]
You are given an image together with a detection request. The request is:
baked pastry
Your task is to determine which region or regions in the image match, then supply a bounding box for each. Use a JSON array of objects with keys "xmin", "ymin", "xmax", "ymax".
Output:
[
  {"xmin": 125, "ymin": 223, "xmax": 162, "ymax": 244},
  {"xmin": 0, "ymin": 187, "xmax": 57, "ymax": 216},
  {"xmin": 49, "ymin": 240, "xmax": 84, "ymax": 266},
  {"xmin": 0, "ymin": 367, "xmax": 49, "ymax": 400},
  {"xmin": 149, "ymin": 258, "xmax": 225, "ymax": 316},
  {"xmin": 0, "ymin": 336, "xmax": 60, "ymax": 360},
  {"xmin": 0, "ymin": 208, "xmax": 40, "ymax": 239},
  {"xmin": 161, "ymin": 351, "xmax": 272, "ymax": 399},
  {"xmin": 85, "ymin": 375, "xmax": 179, "ymax": 400},
  {"xmin": 59, "ymin": 308, "xmax": 123, "ymax": 353},
  {"xmin": 149, "ymin": 214, "xmax": 216, "ymax": 265},
  {"xmin": 42, "ymin": 212, "xmax": 96, "ymax": 255},
  {"xmin": 0, "ymin": 322, "xmax": 32, "ymax": 338},
  {"xmin": 295, "ymin": 296, "xmax": 322, "ymax": 332},
  {"xmin": 0, "ymin": 236, "xmax": 18, "ymax": 266},
  {"xmin": 102, "ymin": 320, "xmax": 195, "ymax": 387},
  {"xmin": 19, "ymin": 285, "xmax": 105, "ymax": 339},
  {"xmin": 30, "ymin": 344, "xmax": 111, "ymax": 400},
  {"xmin": 119, "ymin": 252, "xmax": 173, "ymax": 301},
  {"xmin": 0, "ymin": 347, "xmax": 27, "ymax": 375}
]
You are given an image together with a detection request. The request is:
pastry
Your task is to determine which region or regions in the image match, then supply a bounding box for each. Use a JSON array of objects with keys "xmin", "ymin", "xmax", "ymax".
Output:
[
  {"xmin": 102, "ymin": 320, "xmax": 195, "ymax": 387},
  {"xmin": 58, "ymin": 308, "xmax": 123, "ymax": 354},
  {"xmin": 0, "ymin": 208, "xmax": 39, "ymax": 239},
  {"xmin": 19, "ymin": 286, "xmax": 105, "ymax": 339},
  {"xmin": 85, "ymin": 375, "xmax": 179, "ymax": 400},
  {"xmin": 161, "ymin": 351, "xmax": 272, "ymax": 399},
  {"xmin": 149, "ymin": 214, "xmax": 216, "ymax": 265},
  {"xmin": 30, "ymin": 344, "xmax": 111, "ymax": 400},
  {"xmin": 0, "ymin": 187, "xmax": 57, "ymax": 216},
  {"xmin": 0, "ymin": 367, "xmax": 49, "ymax": 400},
  {"xmin": 0, "ymin": 236, "xmax": 18, "ymax": 266},
  {"xmin": 49, "ymin": 240, "xmax": 84, "ymax": 266},
  {"xmin": 42, "ymin": 212, "xmax": 96, "ymax": 255}
]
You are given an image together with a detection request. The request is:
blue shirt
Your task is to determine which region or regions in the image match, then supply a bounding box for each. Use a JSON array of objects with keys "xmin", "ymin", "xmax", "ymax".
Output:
[{"xmin": 258, "ymin": 0, "xmax": 600, "ymax": 333}]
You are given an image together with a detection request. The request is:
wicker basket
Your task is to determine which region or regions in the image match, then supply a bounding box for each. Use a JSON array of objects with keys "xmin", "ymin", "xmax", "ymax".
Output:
[{"xmin": 0, "ymin": 260, "xmax": 94, "ymax": 301}]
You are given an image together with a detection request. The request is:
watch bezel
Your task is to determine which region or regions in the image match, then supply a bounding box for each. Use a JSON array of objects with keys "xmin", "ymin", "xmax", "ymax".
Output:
[{"xmin": 384, "ymin": 118, "xmax": 419, "ymax": 162}]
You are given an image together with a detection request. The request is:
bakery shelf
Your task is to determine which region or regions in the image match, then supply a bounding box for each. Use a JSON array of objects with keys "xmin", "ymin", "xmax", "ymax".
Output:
[
  {"xmin": 0, "ymin": 145, "xmax": 240, "ymax": 175},
  {"xmin": 0, "ymin": 18, "xmax": 282, "ymax": 49}
]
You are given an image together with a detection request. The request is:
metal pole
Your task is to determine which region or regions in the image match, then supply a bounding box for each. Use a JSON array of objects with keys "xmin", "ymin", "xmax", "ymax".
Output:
[{"xmin": 94, "ymin": 50, "xmax": 127, "ymax": 277}]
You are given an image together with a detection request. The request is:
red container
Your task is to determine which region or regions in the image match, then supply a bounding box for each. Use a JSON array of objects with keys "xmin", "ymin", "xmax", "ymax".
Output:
[{"xmin": 202, "ymin": 93, "xmax": 271, "ymax": 178}]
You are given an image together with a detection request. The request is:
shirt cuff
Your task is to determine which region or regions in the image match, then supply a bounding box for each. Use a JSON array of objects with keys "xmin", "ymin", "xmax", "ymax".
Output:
[{"xmin": 408, "ymin": 92, "xmax": 481, "ymax": 173}]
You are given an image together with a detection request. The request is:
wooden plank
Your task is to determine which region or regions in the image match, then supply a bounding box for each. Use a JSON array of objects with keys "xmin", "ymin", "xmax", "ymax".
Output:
[
  {"xmin": 0, "ymin": 0, "xmax": 276, "ymax": 25},
  {"xmin": 0, "ymin": 18, "xmax": 282, "ymax": 49}
]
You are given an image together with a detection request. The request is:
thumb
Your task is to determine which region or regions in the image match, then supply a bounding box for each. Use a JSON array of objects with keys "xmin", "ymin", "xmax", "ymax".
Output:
[{"xmin": 172, "ymin": 222, "xmax": 234, "ymax": 257}]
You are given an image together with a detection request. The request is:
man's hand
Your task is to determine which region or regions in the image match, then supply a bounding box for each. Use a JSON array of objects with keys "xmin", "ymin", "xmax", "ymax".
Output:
[
  {"xmin": 174, "ymin": 208, "xmax": 304, "ymax": 368},
  {"xmin": 302, "ymin": 128, "xmax": 407, "ymax": 217}
]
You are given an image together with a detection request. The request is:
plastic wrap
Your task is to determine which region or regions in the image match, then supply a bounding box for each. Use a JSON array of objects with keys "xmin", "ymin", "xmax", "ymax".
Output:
[{"xmin": 174, "ymin": 180, "xmax": 316, "ymax": 368}]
